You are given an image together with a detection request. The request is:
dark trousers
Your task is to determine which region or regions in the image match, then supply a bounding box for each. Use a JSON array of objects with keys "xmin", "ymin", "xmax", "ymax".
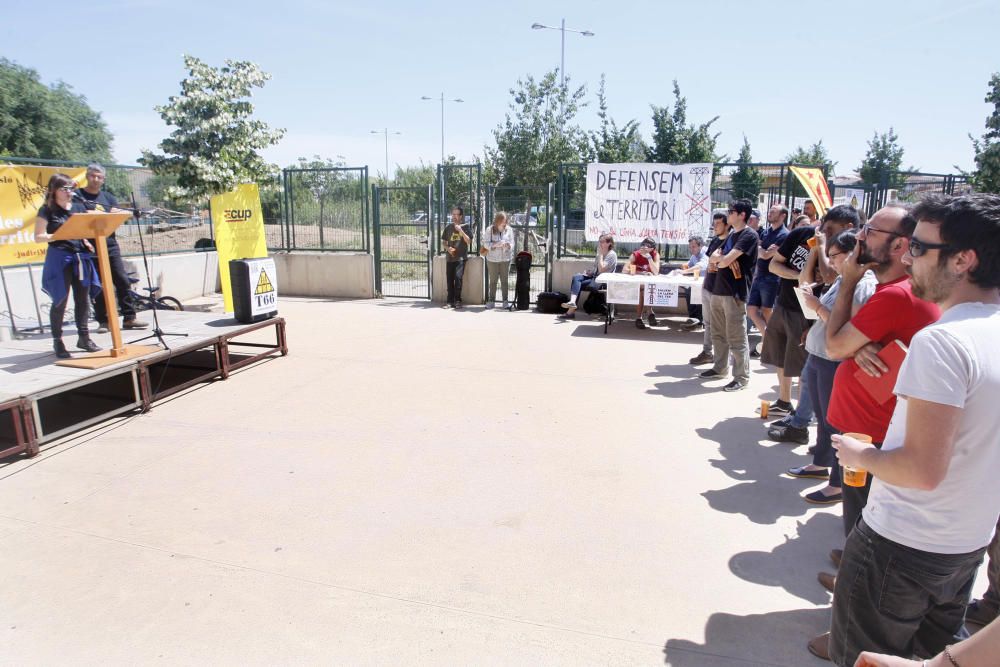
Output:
[
  {"xmin": 830, "ymin": 518, "xmax": 985, "ymax": 667},
  {"xmin": 93, "ymin": 245, "xmax": 136, "ymax": 323},
  {"xmin": 445, "ymin": 259, "xmax": 466, "ymax": 304},
  {"xmin": 50, "ymin": 264, "xmax": 90, "ymax": 339},
  {"xmin": 804, "ymin": 355, "xmax": 842, "ymax": 487},
  {"xmin": 981, "ymin": 516, "xmax": 1000, "ymax": 611}
]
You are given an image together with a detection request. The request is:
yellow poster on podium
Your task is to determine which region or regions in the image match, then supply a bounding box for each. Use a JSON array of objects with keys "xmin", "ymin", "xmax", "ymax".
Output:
[
  {"xmin": 210, "ymin": 183, "xmax": 268, "ymax": 312},
  {"xmin": 0, "ymin": 165, "xmax": 86, "ymax": 267}
]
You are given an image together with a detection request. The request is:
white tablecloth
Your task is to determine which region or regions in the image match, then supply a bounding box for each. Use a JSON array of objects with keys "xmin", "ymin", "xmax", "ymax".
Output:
[{"xmin": 593, "ymin": 273, "xmax": 703, "ymax": 307}]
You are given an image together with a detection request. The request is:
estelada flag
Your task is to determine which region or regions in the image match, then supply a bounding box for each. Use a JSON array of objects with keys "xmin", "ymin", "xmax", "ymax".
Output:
[{"xmin": 789, "ymin": 166, "xmax": 833, "ymax": 217}]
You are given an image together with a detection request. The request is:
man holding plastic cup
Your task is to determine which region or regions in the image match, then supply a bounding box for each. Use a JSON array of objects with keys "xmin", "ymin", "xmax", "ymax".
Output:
[{"xmin": 825, "ymin": 194, "xmax": 1000, "ymax": 666}]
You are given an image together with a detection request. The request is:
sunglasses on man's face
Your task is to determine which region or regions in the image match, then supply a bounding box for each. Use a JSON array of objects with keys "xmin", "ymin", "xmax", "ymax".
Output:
[{"xmin": 908, "ymin": 235, "xmax": 954, "ymax": 258}]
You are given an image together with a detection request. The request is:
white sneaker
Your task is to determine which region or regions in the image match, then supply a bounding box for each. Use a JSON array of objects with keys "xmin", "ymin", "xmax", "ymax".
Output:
[
  {"xmin": 561, "ymin": 301, "xmax": 575, "ymax": 309},
  {"xmin": 97, "ymin": 324, "xmax": 109, "ymax": 334}
]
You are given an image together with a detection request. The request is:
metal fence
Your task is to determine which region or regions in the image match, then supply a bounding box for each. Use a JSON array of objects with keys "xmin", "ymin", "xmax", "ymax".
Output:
[
  {"xmin": 372, "ymin": 185, "xmax": 432, "ymax": 298},
  {"xmin": 280, "ymin": 166, "xmax": 369, "ymax": 252},
  {"xmin": 485, "ymin": 184, "xmax": 553, "ymax": 301}
]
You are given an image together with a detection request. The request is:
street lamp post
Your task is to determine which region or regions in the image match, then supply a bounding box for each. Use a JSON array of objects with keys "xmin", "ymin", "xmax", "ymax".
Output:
[
  {"xmin": 370, "ymin": 128, "xmax": 401, "ymax": 184},
  {"xmin": 530, "ymin": 19, "xmax": 595, "ymax": 120},
  {"xmin": 421, "ymin": 93, "xmax": 464, "ymax": 165}
]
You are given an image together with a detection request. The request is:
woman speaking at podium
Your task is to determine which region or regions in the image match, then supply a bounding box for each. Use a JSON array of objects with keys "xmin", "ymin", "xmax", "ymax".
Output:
[{"xmin": 33, "ymin": 173, "xmax": 103, "ymax": 359}]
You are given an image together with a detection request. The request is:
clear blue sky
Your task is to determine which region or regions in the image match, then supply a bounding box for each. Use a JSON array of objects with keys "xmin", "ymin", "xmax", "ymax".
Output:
[{"xmin": 4, "ymin": 0, "xmax": 998, "ymax": 178}]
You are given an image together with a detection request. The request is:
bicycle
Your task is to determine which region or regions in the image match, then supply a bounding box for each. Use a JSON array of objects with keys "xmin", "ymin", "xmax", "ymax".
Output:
[{"xmin": 90, "ymin": 276, "xmax": 184, "ymax": 315}]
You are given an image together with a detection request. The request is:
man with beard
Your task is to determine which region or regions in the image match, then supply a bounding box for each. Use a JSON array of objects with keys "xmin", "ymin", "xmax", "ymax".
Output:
[
  {"xmin": 826, "ymin": 194, "xmax": 1000, "ymax": 666},
  {"xmin": 806, "ymin": 203, "xmax": 941, "ymax": 661}
]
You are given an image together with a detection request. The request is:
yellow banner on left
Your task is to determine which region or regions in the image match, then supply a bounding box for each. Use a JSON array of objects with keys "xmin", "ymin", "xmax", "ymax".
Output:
[
  {"xmin": 789, "ymin": 166, "xmax": 833, "ymax": 217},
  {"xmin": 210, "ymin": 182, "xmax": 268, "ymax": 313},
  {"xmin": 0, "ymin": 165, "xmax": 86, "ymax": 266}
]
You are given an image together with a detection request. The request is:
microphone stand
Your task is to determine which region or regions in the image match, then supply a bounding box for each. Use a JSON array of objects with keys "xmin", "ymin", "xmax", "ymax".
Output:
[{"xmin": 122, "ymin": 192, "xmax": 187, "ymax": 349}]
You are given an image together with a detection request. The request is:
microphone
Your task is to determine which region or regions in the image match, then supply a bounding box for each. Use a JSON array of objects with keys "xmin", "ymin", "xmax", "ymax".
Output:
[{"xmin": 71, "ymin": 190, "xmax": 97, "ymax": 210}]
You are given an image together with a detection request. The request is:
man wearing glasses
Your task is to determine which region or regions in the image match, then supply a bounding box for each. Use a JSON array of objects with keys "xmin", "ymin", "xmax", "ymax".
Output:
[
  {"xmin": 806, "ymin": 203, "xmax": 941, "ymax": 660},
  {"xmin": 825, "ymin": 194, "xmax": 1000, "ymax": 667}
]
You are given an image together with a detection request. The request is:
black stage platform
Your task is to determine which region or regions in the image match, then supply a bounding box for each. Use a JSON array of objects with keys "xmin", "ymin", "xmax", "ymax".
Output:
[{"xmin": 0, "ymin": 311, "xmax": 287, "ymax": 459}]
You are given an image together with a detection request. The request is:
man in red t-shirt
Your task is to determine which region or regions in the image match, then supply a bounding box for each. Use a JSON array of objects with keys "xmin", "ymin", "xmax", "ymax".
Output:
[{"xmin": 806, "ymin": 203, "xmax": 940, "ymax": 661}]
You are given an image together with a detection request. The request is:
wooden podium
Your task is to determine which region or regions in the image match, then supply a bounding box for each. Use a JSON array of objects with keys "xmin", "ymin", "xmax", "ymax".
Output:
[{"xmin": 50, "ymin": 212, "xmax": 160, "ymax": 369}]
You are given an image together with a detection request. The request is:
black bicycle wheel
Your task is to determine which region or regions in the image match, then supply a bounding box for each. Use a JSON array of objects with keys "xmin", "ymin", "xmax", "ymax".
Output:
[{"xmin": 155, "ymin": 296, "xmax": 183, "ymax": 311}]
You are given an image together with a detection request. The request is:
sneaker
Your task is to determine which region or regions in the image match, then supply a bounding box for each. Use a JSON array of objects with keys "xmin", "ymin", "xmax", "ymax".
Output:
[
  {"xmin": 454, "ymin": 301, "xmax": 463, "ymax": 310},
  {"xmin": 680, "ymin": 321, "xmax": 704, "ymax": 332},
  {"xmin": 769, "ymin": 415, "xmax": 793, "ymax": 428},
  {"xmin": 502, "ymin": 301, "xmax": 509, "ymax": 310},
  {"xmin": 648, "ymin": 313, "xmax": 659, "ymax": 327},
  {"xmin": 807, "ymin": 632, "xmax": 831, "ymax": 661},
  {"xmin": 96, "ymin": 323, "xmax": 109, "ymax": 334},
  {"xmin": 635, "ymin": 318, "xmax": 646, "ymax": 329},
  {"xmin": 749, "ymin": 346, "xmax": 761, "ymax": 359},
  {"xmin": 699, "ymin": 369, "xmax": 725, "ymax": 378},
  {"xmin": 723, "ymin": 379, "xmax": 747, "ymax": 392},
  {"xmin": 53, "ymin": 339, "xmax": 71, "ymax": 359},
  {"xmin": 786, "ymin": 465, "xmax": 830, "ymax": 480},
  {"xmin": 767, "ymin": 424, "xmax": 810, "ymax": 444},
  {"xmin": 485, "ymin": 302, "xmax": 494, "ymax": 309},
  {"xmin": 768, "ymin": 399, "xmax": 793, "ymax": 415},
  {"xmin": 123, "ymin": 318, "xmax": 149, "ymax": 329},
  {"xmin": 966, "ymin": 599, "xmax": 1000, "ymax": 627},
  {"xmin": 76, "ymin": 337, "xmax": 101, "ymax": 353},
  {"xmin": 561, "ymin": 301, "xmax": 575, "ymax": 309},
  {"xmin": 442, "ymin": 302, "xmax": 453, "ymax": 309},
  {"xmin": 689, "ymin": 351, "xmax": 714, "ymax": 365}
]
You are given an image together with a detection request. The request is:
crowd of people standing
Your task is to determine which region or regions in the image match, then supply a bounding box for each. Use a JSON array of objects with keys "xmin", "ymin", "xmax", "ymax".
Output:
[{"xmin": 688, "ymin": 193, "xmax": 1000, "ymax": 667}]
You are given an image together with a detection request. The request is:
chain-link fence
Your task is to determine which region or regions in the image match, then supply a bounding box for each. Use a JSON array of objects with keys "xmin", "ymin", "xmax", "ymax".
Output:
[
  {"xmin": 280, "ymin": 166, "xmax": 369, "ymax": 251},
  {"xmin": 486, "ymin": 184, "xmax": 552, "ymax": 301}
]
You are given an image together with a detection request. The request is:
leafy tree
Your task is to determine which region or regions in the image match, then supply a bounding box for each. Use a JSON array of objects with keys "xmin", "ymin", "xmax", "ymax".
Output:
[
  {"xmin": 785, "ymin": 140, "xmax": 836, "ymax": 198},
  {"xmin": 585, "ymin": 75, "xmax": 645, "ymax": 163},
  {"xmin": 730, "ymin": 137, "xmax": 764, "ymax": 202},
  {"xmin": 140, "ymin": 55, "xmax": 285, "ymax": 201},
  {"xmin": 966, "ymin": 73, "xmax": 1000, "ymax": 193},
  {"xmin": 483, "ymin": 69, "xmax": 587, "ymax": 187},
  {"xmin": 0, "ymin": 58, "xmax": 113, "ymax": 162},
  {"xmin": 784, "ymin": 140, "xmax": 836, "ymax": 174},
  {"xmin": 859, "ymin": 128, "xmax": 914, "ymax": 188},
  {"xmin": 647, "ymin": 81, "xmax": 722, "ymax": 164}
]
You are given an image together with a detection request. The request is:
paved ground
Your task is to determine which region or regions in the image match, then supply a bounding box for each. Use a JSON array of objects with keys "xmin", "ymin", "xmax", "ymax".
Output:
[{"xmin": 0, "ymin": 297, "xmax": 988, "ymax": 665}]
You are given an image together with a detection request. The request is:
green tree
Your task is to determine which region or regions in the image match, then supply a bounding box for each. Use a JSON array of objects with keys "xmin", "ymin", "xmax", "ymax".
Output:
[
  {"xmin": 859, "ymin": 128, "xmax": 914, "ymax": 188},
  {"xmin": 730, "ymin": 136, "xmax": 764, "ymax": 202},
  {"xmin": 585, "ymin": 75, "xmax": 645, "ymax": 163},
  {"xmin": 0, "ymin": 58, "xmax": 113, "ymax": 162},
  {"xmin": 966, "ymin": 73, "xmax": 1000, "ymax": 193},
  {"xmin": 646, "ymin": 81, "xmax": 722, "ymax": 164},
  {"xmin": 483, "ymin": 69, "xmax": 587, "ymax": 187},
  {"xmin": 140, "ymin": 55, "xmax": 285, "ymax": 201},
  {"xmin": 784, "ymin": 140, "xmax": 836, "ymax": 174}
]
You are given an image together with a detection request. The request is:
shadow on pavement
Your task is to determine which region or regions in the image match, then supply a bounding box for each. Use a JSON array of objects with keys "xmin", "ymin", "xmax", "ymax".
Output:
[
  {"xmin": 729, "ymin": 511, "xmax": 842, "ymax": 605},
  {"xmin": 663, "ymin": 607, "xmax": 831, "ymax": 666},
  {"xmin": 697, "ymin": 416, "xmax": 819, "ymax": 524}
]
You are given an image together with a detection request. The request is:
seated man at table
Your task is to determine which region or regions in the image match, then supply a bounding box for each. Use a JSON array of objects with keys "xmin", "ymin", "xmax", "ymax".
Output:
[
  {"xmin": 625, "ymin": 238, "xmax": 661, "ymax": 329},
  {"xmin": 673, "ymin": 235, "xmax": 709, "ymax": 326}
]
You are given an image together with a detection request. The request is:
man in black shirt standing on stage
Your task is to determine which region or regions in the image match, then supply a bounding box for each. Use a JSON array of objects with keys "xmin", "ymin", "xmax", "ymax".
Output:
[{"xmin": 76, "ymin": 164, "xmax": 148, "ymax": 332}]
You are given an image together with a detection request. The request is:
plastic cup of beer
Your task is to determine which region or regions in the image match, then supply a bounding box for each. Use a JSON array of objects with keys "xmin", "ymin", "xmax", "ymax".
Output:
[
  {"xmin": 842, "ymin": 433, "xmax": 873, "ymax": 487},
  {"xmin": 693, "ymin": 266, "xmax": 701, "ymax": 279},
  {"xmin": 760, "ymin": 400, "xmax": 769, "ymax": 419},
  {"xmin": 807, "ymin": 236, "xmax": 819, "ymax": 248}
]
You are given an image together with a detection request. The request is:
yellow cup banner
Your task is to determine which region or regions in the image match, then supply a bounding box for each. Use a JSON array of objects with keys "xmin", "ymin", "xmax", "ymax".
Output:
[
  {"xmin": 0, "ymin": 165, "xmax": 86, "ymax": 267},
  {"xmin": 789, "ymin": 166, "xmax": 833, "ymax": 217},
  {"xmin": 210, "ymin": 182, "xmax": 268, "ymax": 312}
]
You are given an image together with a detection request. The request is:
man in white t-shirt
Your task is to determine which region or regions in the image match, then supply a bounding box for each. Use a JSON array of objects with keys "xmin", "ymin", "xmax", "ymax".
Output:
[{"xmin": 828, "ymin": 193, "xmax": 1000, "ymax": 666}]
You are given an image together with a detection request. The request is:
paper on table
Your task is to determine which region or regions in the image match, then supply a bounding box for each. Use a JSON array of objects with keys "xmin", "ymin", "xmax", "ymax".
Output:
[{"xmin": 795, "ymin": 285, "xmax": 819, "ymax": 320}]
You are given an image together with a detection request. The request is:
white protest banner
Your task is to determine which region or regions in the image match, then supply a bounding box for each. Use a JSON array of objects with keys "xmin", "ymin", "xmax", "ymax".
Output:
[{"xmin": 584, "ymin": 163, "xmax": 713, "ymax": 243}]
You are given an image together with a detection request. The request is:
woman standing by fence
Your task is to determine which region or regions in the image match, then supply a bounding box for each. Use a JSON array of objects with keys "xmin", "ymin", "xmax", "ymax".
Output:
[{"xmin": 483, "ymin": 212, "xmax": 515, "ymax": 309}]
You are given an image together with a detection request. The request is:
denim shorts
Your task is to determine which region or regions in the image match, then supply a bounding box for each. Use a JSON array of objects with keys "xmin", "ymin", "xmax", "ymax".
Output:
[{"xmin": 747, "ymin": 274, "xmax": 779, "ymax": 308}]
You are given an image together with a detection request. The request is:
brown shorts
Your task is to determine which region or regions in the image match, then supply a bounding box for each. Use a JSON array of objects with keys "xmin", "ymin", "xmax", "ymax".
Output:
[{"xmin": 760, "ymin": 303, "xmax": 810, "ymax": 376}]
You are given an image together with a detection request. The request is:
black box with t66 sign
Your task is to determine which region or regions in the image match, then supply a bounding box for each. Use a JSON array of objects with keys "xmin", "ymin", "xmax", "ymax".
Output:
[{"xmin": 230, "ymin": 257, "xmax": 278, "ymax": 324}]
